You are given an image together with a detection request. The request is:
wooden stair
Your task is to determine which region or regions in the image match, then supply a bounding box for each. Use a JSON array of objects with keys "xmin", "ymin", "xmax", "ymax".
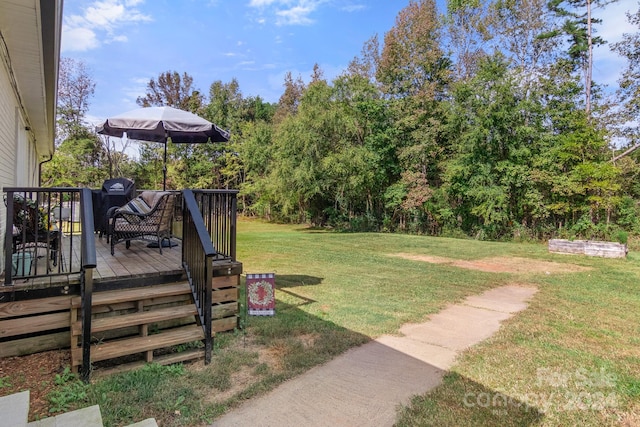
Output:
[
  {"xmin": 1, "ymin": 267, "xmax": 240, "ymax": 376},
  {"xmin": 70, "ymin": 281, "xmax": 209, "ymax": 373}
]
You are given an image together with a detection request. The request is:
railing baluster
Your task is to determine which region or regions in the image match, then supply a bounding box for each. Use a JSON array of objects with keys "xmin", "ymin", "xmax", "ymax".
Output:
[{"xmin": 181, "ymin": 189, "xmax": 216, "ymax": 364}]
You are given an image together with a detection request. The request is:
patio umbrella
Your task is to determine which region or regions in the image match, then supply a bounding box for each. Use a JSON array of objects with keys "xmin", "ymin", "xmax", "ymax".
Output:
[{"xmin": 97, "ymin": 106, "xmax": 230, "ymax": 190}]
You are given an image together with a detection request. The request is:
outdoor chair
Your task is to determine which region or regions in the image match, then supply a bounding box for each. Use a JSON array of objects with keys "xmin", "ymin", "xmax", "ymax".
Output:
[
  {"xmin": 108, "ymin": 191, "xmax": 176, "ymax": 255},
  {"xmin": 6, "ymin": 193, "xmax": 61, "ymax": 273}
]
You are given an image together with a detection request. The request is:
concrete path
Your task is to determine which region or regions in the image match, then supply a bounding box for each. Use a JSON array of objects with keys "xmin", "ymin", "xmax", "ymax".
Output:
[{"xmin": 212, "ymin": 285, "xmax": 537, "ymax": 427}]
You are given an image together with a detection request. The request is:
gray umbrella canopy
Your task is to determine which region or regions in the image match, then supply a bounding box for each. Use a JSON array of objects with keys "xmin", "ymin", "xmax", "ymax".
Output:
[
  {"xmin": 97, "ymin": 106, "xmax": 230, "ymax": 189},
  {"xmin": 97, "ymin": 106, "xmax": 230, "ymax": 143}
]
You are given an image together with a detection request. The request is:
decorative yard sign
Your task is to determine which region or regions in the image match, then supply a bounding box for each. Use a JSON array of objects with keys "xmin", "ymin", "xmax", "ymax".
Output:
[{"xmin": 246, "ymin": 273, "xmax": 276, "ymax": 316}]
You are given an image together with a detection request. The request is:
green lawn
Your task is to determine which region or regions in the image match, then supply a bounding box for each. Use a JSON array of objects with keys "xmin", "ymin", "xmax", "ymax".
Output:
[{"xmin": 47, "ymin": 219, "xmax": 640, "ymax": 426}]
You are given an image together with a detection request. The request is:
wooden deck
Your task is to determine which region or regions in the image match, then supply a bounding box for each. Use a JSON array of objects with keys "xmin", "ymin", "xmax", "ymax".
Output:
[
  {"xmin": 1, "ymin": 233, "xmax": 242, "ymax": 362},
  {"xmin": 92, "ymin": 237, "xmax": 183, "ymax": 281},
  {"xmin": 4, "ymin": 234, "xmax": 184, "ymax": 294}
]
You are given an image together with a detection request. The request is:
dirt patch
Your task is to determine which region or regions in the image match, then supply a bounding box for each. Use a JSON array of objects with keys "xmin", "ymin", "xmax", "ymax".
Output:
[
  {"xmin": 390, "ymin": 254, "xmax": 592, "ymax": 274},
  {"xmin": 201, "ymin": 335, "xmax": 287, "ymax": 405},
  {"xmin": 0, "ymin": 349, "xmax": 69, "ymax": 420}
]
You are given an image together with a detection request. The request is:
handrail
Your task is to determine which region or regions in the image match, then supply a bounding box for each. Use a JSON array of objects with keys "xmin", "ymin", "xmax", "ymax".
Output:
[
  {"xmin": 79, "ymin": 188, "xmax": 96, "ymax": 381},
  {"xmin": 183, "ymin": 190, "xmax": 216, "ymax": 257},
  {"xmin": 79, "ymin": 188, "xmax": 96, "ymax": 268},
  {"xmin": 181, "ymin": 189, "xmax": 214, "ymax": 363}
]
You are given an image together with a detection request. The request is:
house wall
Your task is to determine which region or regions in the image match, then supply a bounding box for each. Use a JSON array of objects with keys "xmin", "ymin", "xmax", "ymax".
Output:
[{"xmin": 0, "ymin": 59, "xmax": 39, "ymax": 276}]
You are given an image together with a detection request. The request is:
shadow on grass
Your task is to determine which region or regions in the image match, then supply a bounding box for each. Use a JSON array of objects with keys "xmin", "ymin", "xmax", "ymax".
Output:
[
  {"xmin": 275, "ymin": 274, "xmax": 323, "ymax": 288},
  {"xmin": 396, "ymin": 371, "xmax": 544, "ymax": 427},
  {"xmin": 209, "ymin": 297, "xmax": 546, "ymax": 426},
  {"xmin": 273, "ymin": 274, "xmax": 323, "ymax": 306}
]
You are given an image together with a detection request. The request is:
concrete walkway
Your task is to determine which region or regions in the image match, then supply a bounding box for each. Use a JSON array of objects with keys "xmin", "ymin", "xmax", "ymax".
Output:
[{"xmin": 212, "ymin": 285, "xmax": 537, "ymax": 427}]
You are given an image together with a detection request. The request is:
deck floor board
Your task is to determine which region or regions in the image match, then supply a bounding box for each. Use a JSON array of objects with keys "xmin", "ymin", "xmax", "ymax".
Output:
[{"xmin": 7, "ymin": 235, "xmax": 183, "ymax": 291}]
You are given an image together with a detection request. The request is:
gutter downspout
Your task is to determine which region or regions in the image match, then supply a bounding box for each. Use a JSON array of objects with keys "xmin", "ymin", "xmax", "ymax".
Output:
[{"xmin": 38, "ymin": 154, "xmax": 53, "ymax": 187}]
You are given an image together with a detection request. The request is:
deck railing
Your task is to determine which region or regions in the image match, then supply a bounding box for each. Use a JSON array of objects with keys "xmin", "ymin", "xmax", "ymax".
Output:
[
  {"xmin": 192, "ymin": 189, "xmax": 238, "ymax": 261},
  {"xmin": 3, "ymin": 186, "xmax": 236, "ymax": 377},
  {"xmin": 181, "ymin": 189, "xmax": 215, "ymax": 363},
  {"xmin": 3, "ymin": 187, "xmax": 93, "ymax": 285},
  {"xmin": 2, "ymin": 187, "xmax": 96, "ymax": 380}
]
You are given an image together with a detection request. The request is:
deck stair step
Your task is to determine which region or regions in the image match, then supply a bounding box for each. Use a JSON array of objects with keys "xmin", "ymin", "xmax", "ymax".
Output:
[
  {"xmin": 92, "ymin": 349, "xmax": 205, "ymax": 379},
  {"xmin": 68, "ymin": 274, "xmax": 238, "ymax": 375},
  {"xmin": 71, "ymin": 281, "xmax": 192, "ymax": 308},
  {"xmin": 71, "ymin": 305, "xmax": 198, "ymax": 335},
  {"xmin": 70, "ymin": 280, "xmax": 208, "ymax": 372},
  {"xmin": 72, "ymin": 324, "xmax": 211, "ymax": 366}
]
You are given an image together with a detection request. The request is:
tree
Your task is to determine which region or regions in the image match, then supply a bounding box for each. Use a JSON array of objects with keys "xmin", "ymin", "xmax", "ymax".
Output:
[
  {"xmin": 491, "ymin": 0, "xmax": 558, "ymax": 94},
  {"xmin": 56, "ymin": 57, "xmax": 95, "ymax": 144},
  {"xmin": 444, "ymin": 0, "xmax": 493, "ymax": 81},
  {"xmin": 445, "ymin": 54, "xmax": 543, "ymax": 237},
  {"xmin": 377, "ymin": 0, "xmax": 450, "ymax": 99},
  {"xmin": 376, "ymin": 0, "xmax": 452, "ymax": 231},
  {"xmin": 99, "ymin": 135, "xmax": 136, "ymax": 180},
  {"xmin": 544, "ymin": 0, "xmax": 614, "ymax": 116},
  {"xmin": 206, "ymin": 78, "xmax": 243, "ymax": 131},
  {"xmin": 43, "ymin": 57, "xmax": 105, "ymax": 187},
  {"xmin": 272, "ymin": 72, "xmax": 306, "ymax": 124},
  {"xmin": 346, "ymin": 35, "xmax": 380, "ymax": 83},
  {"xmin": 612, "ymin": 6, "xmax": 640, "ymax": 155},
  {"xmin": 136, "ymin": 71, "xmax": 203, "ymax": 111},
  {"xmin": 135, "ymin": 71, "xmax": 205, "ymax": 189}
]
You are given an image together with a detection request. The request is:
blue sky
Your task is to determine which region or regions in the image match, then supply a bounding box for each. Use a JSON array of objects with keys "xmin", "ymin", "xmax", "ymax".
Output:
[{"xmin": 61, "ymin": 0, "xmax": 636, "ymax": 126}]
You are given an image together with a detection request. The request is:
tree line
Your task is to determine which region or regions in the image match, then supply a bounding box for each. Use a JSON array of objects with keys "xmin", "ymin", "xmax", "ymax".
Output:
[{"xmin": 44, "ymin": 0, "xmax": 640, "ymax": 242}]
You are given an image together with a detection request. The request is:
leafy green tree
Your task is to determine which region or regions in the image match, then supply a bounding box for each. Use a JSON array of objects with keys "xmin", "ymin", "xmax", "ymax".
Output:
[
  {"xmin": 612, "ymin": 6, "xmax": 640, "ymax": 154},
  {"xmin": 135, "ymin": 70, "xmax": 210, "ymax": 189},
  {"xmin": 265, "ymin": 69, "xmax": 383, "ymax": 226},
  {"xmin": 444, "ymin": 0, "xmax": 493, "ymax": 81},
  {"xmin": 376, "ymin": 0, "xmax": 452, "ymax": 230},
  {"xmin": 56, "ymin": 58, "xmax": 95, "ymax": 144},
  {"xmin": 544, "ymin": 0, "xmax": 614, "ymax": 116},
  {"xmin": 43, "ymin": 57, "xmax": 106, "ymax": 187},
  {"xmin": 272, "ymin": 72, "xmax": 306, "ymax": 124},
  {"xmin": 445, "ymin": 54, "xmax": 544, "ymax": 237},
  {"xmin": 136, "ymin": 71, "xmax": 203, "ymax": 111}
]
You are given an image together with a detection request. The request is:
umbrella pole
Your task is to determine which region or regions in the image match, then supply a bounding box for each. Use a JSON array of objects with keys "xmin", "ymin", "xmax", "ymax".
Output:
[{"xmin": 163, "ymin": 135, "xmax": 168, "ymax": 191}]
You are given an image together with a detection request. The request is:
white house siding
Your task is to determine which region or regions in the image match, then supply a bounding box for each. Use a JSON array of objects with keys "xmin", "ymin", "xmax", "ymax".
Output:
[{"xmin": 0, "ymin": 59, "xmax": 38, "ymax": 276}]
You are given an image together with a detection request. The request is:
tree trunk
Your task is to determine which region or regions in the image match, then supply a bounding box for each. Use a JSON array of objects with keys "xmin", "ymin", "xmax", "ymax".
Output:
[{"xmin": 586, "ymin": 0, "xmax": 593, "ymax": 117}]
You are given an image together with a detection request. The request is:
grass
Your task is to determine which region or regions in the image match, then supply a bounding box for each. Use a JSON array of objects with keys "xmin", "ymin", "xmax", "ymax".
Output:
[{"xmin": 43, "ymin": 219, "xmax": 640, "ymax": 426}]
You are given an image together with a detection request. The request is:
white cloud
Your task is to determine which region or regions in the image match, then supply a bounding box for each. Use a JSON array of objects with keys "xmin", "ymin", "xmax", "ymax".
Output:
[
  {"xmin": 276, "ymin": 4, "xmax": 316, "ymax": 25},
  {"xmin": 247, "ymin": 0, "xmax": 327, "ymax": 26},
  {"xmin": 110, "ymin": 35, "xmax": 128, "ymax": 43},
  {"xmin": 341, "ymin": 4, "xmax": 365, "ymax": 13},
  {"xmin": 248, "ymin": 0, "xmax": 280, "ymax": 7},
  {"xmin": 62, "ymin": 27, "xmax": 100, "ymax": 52},
  {"xmin": 62, "ymin": 0, "xmax": 152, "ymax": 52}
]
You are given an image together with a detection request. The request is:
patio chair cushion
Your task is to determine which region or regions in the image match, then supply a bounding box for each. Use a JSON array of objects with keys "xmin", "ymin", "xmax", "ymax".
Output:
[
  {"xmin": 116, "ymin": 197, "xmax": 151, "ymax": 223},
  {"xmin": 109, "ymin": 191, "xmax": 175, "ymax": 256}
]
